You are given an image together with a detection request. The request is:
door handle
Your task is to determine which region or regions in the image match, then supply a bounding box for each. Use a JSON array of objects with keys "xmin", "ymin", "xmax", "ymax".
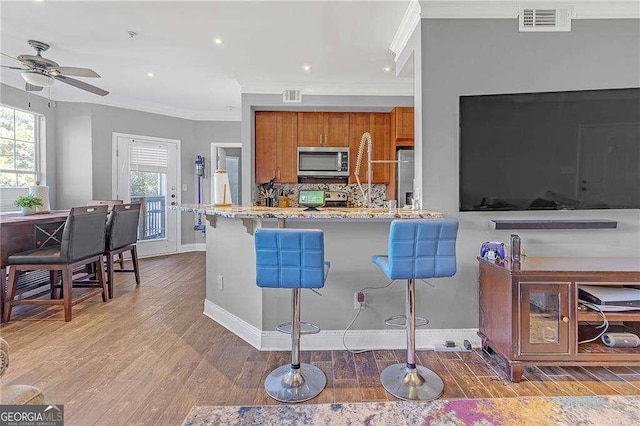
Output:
[
  {"xmin": 562, "ymin": 316, "xmax": 569, "ymax": 323},
  {"xmin": 319, "ymin": 134, "xmax": 322, "ymax": 145}
]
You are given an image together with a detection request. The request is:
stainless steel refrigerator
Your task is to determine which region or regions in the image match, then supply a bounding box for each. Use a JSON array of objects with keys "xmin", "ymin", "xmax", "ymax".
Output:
[{"xmin": 396, "ymin": 149, "xmax": 414, "ymax": 208}]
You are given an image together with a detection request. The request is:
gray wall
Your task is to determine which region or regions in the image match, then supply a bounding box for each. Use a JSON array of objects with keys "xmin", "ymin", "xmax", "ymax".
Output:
[
  {"xmin": 0, "ymin": 83, "xmax": 58, "ymax": 207},
  {"xmin": 240, "ymin": 93, "xmax": 414, "ymax": 205},
  {"xmin": 420, "ymin": 19, "xmax": 640, "ymax": 327},
  {"xmin": 55, "ymin": 102, "xmax": 93, "ymax": 208}
]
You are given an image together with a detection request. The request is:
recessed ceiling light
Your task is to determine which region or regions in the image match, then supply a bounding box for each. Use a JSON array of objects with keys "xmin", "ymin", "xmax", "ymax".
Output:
[
  {"xmin": 146, "ymin": 72, "xmax": 155, "ymax": 78},
  {"xmin": 214, "ymin": 38, "xmax": 224, "ymax": 45},
  {"xmin": 384, "ymin": 67, "xmax": 392, "ymax": 72},
  {"xmin": 302, "ymin": 65, "xmax": 312, "ymax": 72}
]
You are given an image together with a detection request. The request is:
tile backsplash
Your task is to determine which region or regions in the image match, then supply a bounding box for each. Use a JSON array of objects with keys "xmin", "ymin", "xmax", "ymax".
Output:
[{"xmin": 255, "ymin": 183, "xmax": 387, "ymax": 207}]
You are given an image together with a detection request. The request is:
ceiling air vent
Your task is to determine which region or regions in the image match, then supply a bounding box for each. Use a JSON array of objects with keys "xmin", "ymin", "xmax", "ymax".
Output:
[
  {"xmin": 282, "ymin": 89, "xmax": 302, "ymax": 103},
  {"xmin": 519, "ymin": 7, "xmax": 571, "ymax": 32}
]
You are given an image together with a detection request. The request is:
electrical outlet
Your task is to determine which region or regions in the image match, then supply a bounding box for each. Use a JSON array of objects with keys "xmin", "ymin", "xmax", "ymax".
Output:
[
  {"xmin": 354, "ymin": 291, "xmax": 365, "ymax": 309},
  {"xmin": 217, "ymin": 275, "xmax": 224, "ymax": 290}
]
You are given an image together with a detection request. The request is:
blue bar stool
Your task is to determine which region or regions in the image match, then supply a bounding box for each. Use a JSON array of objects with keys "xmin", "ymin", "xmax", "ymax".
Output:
[
  {"xmin": 372, "ymin": 219, "xmax": 459, "ymax": 401},
  {"xmin": 255, "ymin": 228, "xmax": 330, "ymax": 403}
]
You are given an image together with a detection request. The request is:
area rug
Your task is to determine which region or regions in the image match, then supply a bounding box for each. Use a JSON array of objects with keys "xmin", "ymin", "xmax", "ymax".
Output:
[{"xmin": 183, "ymin": 395, "xmax": 640, "ymax": 425}]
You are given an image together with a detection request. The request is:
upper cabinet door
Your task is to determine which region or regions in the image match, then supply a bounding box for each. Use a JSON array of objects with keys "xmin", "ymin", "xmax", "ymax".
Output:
[
  {"xmin": 255, "ymin": 111, "xmax": 277, "ymax": 183},
  {"xmin": 348, "ymin": 112, "xmax": 390, "ymax": 184},
  {"xmin": 276, "ymin": 112, "xmax": 298, "ymax": 183},
  {"xmin": 370, "ymin": 112, "xmax": 391, "ymax": 183},
  {"xmin": 323, "ymin": 112, "xmax": 349, "ymax": 146},
  {"xmin": 392, "ymin": 107, "xmax": 414, "ymax": 146},
  {"xmin": 297, "ymin": 112, "xmax": 324, "ymax": 146}
]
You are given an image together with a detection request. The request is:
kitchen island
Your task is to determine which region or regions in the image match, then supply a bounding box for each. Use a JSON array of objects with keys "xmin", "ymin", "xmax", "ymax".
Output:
[{"xmin": 174, "ymin": 204, "xmax": 479, "ymax": 351}]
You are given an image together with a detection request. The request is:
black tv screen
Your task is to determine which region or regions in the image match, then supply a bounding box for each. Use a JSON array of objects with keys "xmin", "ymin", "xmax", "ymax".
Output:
[{"xmin": 459, "ymin": 88, "xmax": 640, "ymax": 211}]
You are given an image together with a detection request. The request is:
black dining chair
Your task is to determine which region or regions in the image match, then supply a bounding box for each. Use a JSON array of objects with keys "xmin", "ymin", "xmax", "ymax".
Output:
[
  {"xmin": 104, "ymin": 203, "xmax": 142, "ymax": 299},
  {"xmin": 3, "ymin": 205, "xmax": 109, "ymax": 322}
]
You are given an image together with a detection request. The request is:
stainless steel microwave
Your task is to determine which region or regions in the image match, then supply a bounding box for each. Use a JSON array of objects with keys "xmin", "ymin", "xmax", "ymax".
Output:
[{"xmin": 297, "ymin": 147, "xmax": 349, "ymax": 177}]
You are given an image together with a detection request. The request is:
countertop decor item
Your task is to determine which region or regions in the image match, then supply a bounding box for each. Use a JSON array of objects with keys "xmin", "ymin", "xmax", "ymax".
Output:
[
  {"xmin": 213, "ymin": 168, "xmax": 232, "ymax": 206},
  {"xmin": 29, "ymin": 184, "xmax": 51, "ymax": 213},
  {"xmin": 14, "ymin": 193, "xmax": 43, "ymax": 215}
]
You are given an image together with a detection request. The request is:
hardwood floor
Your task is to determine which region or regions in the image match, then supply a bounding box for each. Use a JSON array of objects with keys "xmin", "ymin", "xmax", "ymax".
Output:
[{"xmin": 1, "ymin": 252, "xmax": 639, "ymax": 425}]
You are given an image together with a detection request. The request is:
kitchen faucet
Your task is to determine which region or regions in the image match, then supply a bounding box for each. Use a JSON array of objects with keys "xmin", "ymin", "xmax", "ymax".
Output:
[{"xmin": 355, "ymin": 132, "xmax": 409, "ymax": 208}]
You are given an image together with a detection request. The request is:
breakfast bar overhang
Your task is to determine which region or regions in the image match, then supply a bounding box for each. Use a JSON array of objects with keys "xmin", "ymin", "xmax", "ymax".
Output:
[{"xmin": 174, "ymin": 205, "xmax": 480, "ymax": 351}]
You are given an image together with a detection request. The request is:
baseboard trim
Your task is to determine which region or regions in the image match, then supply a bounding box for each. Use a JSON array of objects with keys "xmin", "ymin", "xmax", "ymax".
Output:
[
  {"xmin": 204, "ymin": 300, "xmax": 263, "ymax": 349},
  {"xmin": 203, "ymin": 300, "xmax": 480, "ymax": 351},
  {"xmin": 180, "ymin": 243, "xmax": 206, "ymax": 253}
]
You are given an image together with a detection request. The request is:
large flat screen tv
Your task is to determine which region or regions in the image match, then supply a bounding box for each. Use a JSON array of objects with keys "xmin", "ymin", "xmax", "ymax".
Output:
[{"xmin": 459, "ymin": 88, "xmax": 640, "ymax": 211}]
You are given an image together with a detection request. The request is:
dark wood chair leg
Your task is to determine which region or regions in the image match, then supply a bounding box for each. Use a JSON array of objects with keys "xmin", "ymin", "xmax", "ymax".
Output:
[
  {"xmin": 118, "ymin": 253, "xmax": 125, "ymax": 269},
  {"xmin": 3, "ymin": 266, "xmax": 18, "ymax": 323},
  {"xmin": 50, "ymin": 271, "xmax": 57, "ymax": 299},
  {"xmin": 96, "ymin": 258, "xmax": 108, "ymax": 302},
  {"xmin": 132, "ymin": 246, "xmax": 140, "ymax": 285},
  {"xmin": 62, "ymin": 266, "xmax": 73, "ymax": 322},
  {"xmin": 106, "ymin": 253, "xmax": 115, "ymax": 299}
]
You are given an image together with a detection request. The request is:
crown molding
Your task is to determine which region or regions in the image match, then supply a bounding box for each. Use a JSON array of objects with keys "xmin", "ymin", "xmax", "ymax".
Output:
[
  {"xmin": 0, "ymin": 80, "xmax": 241, "ymax": 121},
  {"xmin": 416, "ymin": 0, "xmax": 640, "ymax": 19},
  {"xmin": 85, "ymin": 96, "xmax": 241, "ymax": 121},
  {"xmin": 239, "ymin": 79, "xmax": 414, "ymax": 97},
  {"xmin": 389, "ymin": 0, "xmax": 422, "ymax": 60},
  {"xmin": 390, "ymin": 1, "xmax": 640, "ymax": 58}
]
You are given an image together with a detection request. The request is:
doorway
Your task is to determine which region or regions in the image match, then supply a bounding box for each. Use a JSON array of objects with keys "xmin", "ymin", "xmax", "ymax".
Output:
[
  {"xmin": 210, "ymin": 143, "xmax": 242, "ymax": 205},
  {"xmin": 113, "ymin": 133, "xmax": 181, "ymax": 257}
]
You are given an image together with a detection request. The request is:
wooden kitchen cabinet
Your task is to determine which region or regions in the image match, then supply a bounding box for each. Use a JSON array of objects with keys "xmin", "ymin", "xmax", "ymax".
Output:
[
  {"xmin": 390, "ymin": 107, "xmax": 414, "ymax": 147},
  {"xmin": 297, "ymin": 112, "xmax": 349, "ymax": 147},
  {"xmin": 348, "ymin": 112, "xmax": 390, "ymax": 184},
  {"xmin": 478, "ymin": 257, "xmax": 640, "ymax": 382},
  {"xmin": 255, "ymin": 111, "xmax": 297, "ymax": 184}
]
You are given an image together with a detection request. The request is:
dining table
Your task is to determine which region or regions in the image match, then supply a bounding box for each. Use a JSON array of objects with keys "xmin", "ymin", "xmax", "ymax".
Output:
[{"xmin": 0, "ymin": 210, "xmax": 70, "ymax": 321}]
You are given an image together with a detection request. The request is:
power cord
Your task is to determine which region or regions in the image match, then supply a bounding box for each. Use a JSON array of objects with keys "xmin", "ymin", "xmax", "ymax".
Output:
[
  {"xmin": 577, "ymin": 300, "xmax": 609, "ymax": 344},
  {"xmin": 342, "ymin": 280, "xmax": 394, "ymax": 354}
]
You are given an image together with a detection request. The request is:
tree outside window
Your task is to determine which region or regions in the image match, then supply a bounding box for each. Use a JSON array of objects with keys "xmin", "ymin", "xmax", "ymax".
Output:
[{"xmin": 0, "ymin": 105, "xmax": 38, "ymax": 188}]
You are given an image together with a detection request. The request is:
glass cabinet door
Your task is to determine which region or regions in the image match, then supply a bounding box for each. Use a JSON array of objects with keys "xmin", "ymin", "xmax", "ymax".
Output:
[{"xmin": 519, "ymin": 282, "xmax": 571, "ymax": 354}]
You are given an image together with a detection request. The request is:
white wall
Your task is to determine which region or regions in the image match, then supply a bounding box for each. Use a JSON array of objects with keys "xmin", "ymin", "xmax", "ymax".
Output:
[{"xmin": 419, "ymin": 19, "xmax": 640, "ymax": 327}]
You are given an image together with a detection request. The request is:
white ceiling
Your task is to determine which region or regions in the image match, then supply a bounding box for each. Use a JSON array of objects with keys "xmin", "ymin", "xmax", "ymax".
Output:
[{"xmin": 0, "ymin": 1, "xmax": 412, "ymax": 121}]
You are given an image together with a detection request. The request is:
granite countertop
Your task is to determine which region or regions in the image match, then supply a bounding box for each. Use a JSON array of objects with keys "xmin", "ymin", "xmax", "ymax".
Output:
[{"xmin": 173, "ymin": 204, "xmax": 444, "ymax": 219}]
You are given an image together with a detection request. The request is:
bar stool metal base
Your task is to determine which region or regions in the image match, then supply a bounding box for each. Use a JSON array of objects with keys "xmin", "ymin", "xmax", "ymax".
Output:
[
  {"xmin": 264, "ymin": 363, "xmax": 327, "ymax": 403},
  {"xmin": 380, "ymin": 363, "xmax": 444, "ymax": 401}
]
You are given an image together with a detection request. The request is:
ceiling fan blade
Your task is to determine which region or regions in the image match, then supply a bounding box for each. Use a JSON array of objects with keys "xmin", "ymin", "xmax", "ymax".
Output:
[
  {"xmin": 1, "ymin": 65, "xmax": 29, "ymax": 70},
  {"xmin": 50, "ymin": 66, "xmax": 101, "ymax": 78},
  {"xmin": 25, "ymin": 83, "xmax": 43, "ymax": 92},
  {"xmin": 1, "ymin": 52, "xmax": 25, "ymax": 65},
  {"xmin": 54, "ymin": 74, "xmax": 109, "ymax": 96}
]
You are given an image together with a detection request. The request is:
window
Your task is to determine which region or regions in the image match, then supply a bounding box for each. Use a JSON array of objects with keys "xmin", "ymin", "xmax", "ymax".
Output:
[{"xmin": 0, "ymin": 105, "xmax": 42, "ymax": 211}]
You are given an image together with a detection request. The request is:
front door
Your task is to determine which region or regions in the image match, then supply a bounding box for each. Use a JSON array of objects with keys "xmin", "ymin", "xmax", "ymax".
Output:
[{"xmin": 114, "ymin": 134, "xmax": 180, "ymax": 257}]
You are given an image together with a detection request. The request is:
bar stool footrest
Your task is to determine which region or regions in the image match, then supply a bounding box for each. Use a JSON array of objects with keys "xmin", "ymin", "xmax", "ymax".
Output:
[
  {"xmin": 276, "ymin": 321, "xmax": 321, "ymax": 335},
  {"xmin": 384, "ymin": 315, "xmax": 429, "ymax": 328}
]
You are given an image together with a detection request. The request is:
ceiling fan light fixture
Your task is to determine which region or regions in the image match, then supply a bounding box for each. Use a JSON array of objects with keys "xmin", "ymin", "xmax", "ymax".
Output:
[{"xmin": 21, "ymin": 71, "xmax": 54, "ymax": 87}]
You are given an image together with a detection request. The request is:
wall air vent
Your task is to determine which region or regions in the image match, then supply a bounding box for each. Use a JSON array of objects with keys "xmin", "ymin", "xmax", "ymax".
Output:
[
  {"xmin": 519, "ymin": 7, "xmax": 572, "ymax": 32},
  {"xmin": 282, "ymin": 89, "xmax": 302, "ymax": 103}
]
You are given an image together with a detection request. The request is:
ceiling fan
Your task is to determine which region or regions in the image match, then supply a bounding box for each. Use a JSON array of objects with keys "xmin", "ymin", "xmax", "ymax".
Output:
[{"xmin": 1, "ymin": 40, "xmax": 109, "ymax": 96}]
